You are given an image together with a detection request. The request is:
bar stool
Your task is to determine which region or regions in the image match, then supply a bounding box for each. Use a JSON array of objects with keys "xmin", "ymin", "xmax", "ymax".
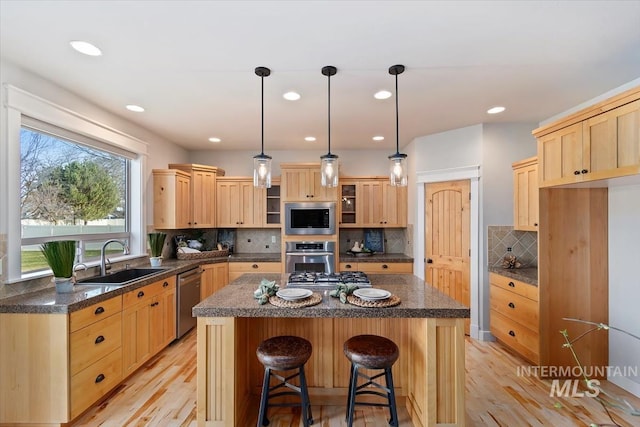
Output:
[
  {"xmin": 343, "ymin": 334, "xmax": 399, "ymax": 427},
  {"xmin": 256, "ymin": 335, "xmax": 313, "ymax": 426}
]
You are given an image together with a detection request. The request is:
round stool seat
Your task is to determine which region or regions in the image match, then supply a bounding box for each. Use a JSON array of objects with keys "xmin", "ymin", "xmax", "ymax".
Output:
[
  {"xmin": 257, "ymin": 335, "xmax": 312, "ymax": 370},
  {"xmin": 344, "ymin": 334, "xmax": 399, "ymax": 369}
]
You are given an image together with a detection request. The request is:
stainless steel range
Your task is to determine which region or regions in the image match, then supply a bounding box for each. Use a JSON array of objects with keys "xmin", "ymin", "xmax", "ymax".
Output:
[
  {"xmin": 287, "ymin": 271, "xmax": 372, "ymax": 289},
  {"xmin": 285, "ymin": 241, "xmax": 336, "ymax": 274}
]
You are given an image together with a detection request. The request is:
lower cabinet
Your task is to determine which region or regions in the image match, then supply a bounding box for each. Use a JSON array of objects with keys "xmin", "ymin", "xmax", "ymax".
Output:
[
  {"xmin": 340, "ymin": 261, "xmax": 413, "ymax": 274},
  {"xmin": 489, "ymin": 272, "xmax": 539, "ymax": 364},
  {"xmin": 201, "ymin": 262, "xmax": 229, "ymax": 300},
  {"xmin": 228, "ymin": 261, "xmax": 281, "ymax": 282}
]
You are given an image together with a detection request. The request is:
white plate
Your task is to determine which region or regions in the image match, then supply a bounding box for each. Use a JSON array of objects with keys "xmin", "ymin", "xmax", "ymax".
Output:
[
  {"xmin": 353, "ymin": 288, "xmax": 391, "ymax": 301},
  {"xmin": 276, "ymin": 288, "xmax": 313, "ymax": 301}
]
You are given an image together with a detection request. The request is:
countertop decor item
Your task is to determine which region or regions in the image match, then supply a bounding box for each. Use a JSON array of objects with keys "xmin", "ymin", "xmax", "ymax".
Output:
[
  {"xmin": 329, "ymin": 283, "xmax": 360, "ymax": 304},
  {"xmin": 253, "ymin": 278, "xmax": 279, "ymax": 305},
  {"xmin": 40, "ymin": 240, "xmax": 77, "ymax": 293},
  {"xmin": 364, "ymin": 228, "xmax": 385, "ymax": 253},
  {"xmin": 148, "ymin": 232, "xmax": 166, "ymax": 267}
]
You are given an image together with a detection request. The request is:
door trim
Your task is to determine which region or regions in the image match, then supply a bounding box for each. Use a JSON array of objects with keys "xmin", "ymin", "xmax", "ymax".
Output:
[{"xmin": 416, "ymin": 165, "xmax": 481, "ymax": 340}]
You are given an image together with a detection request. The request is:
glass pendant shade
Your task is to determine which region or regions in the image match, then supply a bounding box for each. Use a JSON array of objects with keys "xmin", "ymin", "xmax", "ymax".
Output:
[
  {"xmin": 321, "ymin": 153, "xmax": 339, "ymax": 188},
  {"xmin": 389, "ymin": 153, "xmax": 408, "ymax": 187},
  {"xmin": 253, "ymin": 154, "xmax": 272, "ymax": 188}
]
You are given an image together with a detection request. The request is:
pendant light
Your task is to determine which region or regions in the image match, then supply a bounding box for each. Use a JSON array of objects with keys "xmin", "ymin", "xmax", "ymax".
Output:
[
  {"xmin": 253, "ymin": 66, "xmax": 272, "ymax": 188},
  {"xmin": 388, "ymin": 64, "xmax": 408, "ymax": 187},
  {"xmin": 320, "ymin": 65, "xmax": 339, "ymax": 188}
]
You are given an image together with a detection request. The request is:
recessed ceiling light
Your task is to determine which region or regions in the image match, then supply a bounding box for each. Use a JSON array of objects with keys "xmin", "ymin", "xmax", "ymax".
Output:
[
  {"xmin": 125, "ymin": 104, "xmax": 145, "ymax": 112},
  {"xmin": 69, "ymin": 40, "xmax": 102, "ymax": 56},
  {"xmin": 374, "ymin": 90, "xmax": 392, "ymax": 100},
  {"xmin": 208, "ymin": 137, "xmax": 221, "ymax": 143},
  {"xmin": 487, "ymin": 106, "xmax": 506, "ymax": 114},
  {"xmin": 283, "ymin": 91, "xmax": 301, "ymax": 101},
  {"xmin": 304, "ymin": 136, "xmax": 316, "ymax": 142},
  {"xmin": 373, "ymin": 136, "xmax": 385, "ymax": 141}
]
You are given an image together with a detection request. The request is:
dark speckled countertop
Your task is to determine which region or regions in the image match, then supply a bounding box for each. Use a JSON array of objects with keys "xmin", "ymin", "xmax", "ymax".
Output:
[
  {"xmin": 228, "ymin": 253, "xmax": 281, "ymax": 262},
  {"xmin": 339, "ymin": 253, "xmax": 413, "ymax": 263},
  {"xmin": 488, "ymin": 266, "xmax": 538, "ymax": 286},
  {"xmin": 193, "ymin": 273, "xmax": 469, "ymax": 319}
]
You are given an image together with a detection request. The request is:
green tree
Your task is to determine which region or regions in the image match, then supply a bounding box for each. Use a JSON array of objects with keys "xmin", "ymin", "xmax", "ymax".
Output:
[{"xmin": 48, "ymin": 161, "xmax": 119, "ymax": 224}]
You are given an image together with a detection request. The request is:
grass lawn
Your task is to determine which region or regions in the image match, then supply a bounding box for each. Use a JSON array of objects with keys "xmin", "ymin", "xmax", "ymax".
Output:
[{"xmin": 21, "ymin": 250, "xmax": 120, "ymax": 273}]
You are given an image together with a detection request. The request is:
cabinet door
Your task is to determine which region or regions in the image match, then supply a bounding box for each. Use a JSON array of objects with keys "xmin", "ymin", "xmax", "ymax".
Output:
[
  {"xmin": 216, "ymin": 180, "xmax": 242, "ymax": 227},
  {"xmin": 239, "ymin": 181, "xmax": 264, "ymax": 227},
  {"xmin": 153, "ymin": 170, "xmax": 191, "ymax": 229},
  {"xmin": 538, "ymin": 123, "xmax": 583, "ymax": 187},
  {"xmin": 339, "ymin": 182, "xmax": 357, "ymax": 226},
  {"xmin": 281, "ymin": 168, "xmax": 310, "ymax": 200},
  {"xmin": 201, "ymin": 263, "xmax": 229, "ymax": 299},
  {"xmin": 122, "ymin": 302, "xmax": 152, "ymax": 376},
  {"xmin": 360, "ymin": 181, "xmax": 384, "ymax": 226},
  {"xmin": 309, "ymin": 169, "xmax": 338, "ymax": 201},
  {"xmin": 176, "ymin": 174, "xmax": 192, "ymax": 228},
  {"xmin": 513, "ymin": 160, "xmax": 538, "ymax": 231},
  {"xmin": 265, "ymin": 183, "xmax": 281, "ymax": 227},
  {"xmin": 192, "ymin": 169, "xmax": 216, "ymax": 227},
  {"xmin": 149, "ymin": 295, "xmax": 165, "ymax": 355},
  {"xmin": 583, "ymin": 99, "xmax": 640, "ymax": 181},
  {"xmin": 382, "ymin": 182, "xmax": 407, "ymax": 227}
]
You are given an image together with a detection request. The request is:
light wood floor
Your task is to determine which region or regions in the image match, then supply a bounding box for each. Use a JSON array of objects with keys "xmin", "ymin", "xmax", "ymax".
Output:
[{"xmin": 72, "ymin": 329, "xmax": 640, "ymax": 426}]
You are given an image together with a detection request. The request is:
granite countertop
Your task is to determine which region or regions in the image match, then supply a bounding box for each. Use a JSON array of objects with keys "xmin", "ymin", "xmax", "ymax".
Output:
[
  {"xmin": 193, "ymin": 273, "xmax": 469, "ymax": 319},
  {"xmin": 488, "ymin": 266, "xmax": 538, "ymax": 286},
  {"xmin": 228, "ymin": 253, "xmax": 281, "ymax": 262},
  {"xmin": 338, "ymin": 253, "xmax": 413, "ymax": 263}
]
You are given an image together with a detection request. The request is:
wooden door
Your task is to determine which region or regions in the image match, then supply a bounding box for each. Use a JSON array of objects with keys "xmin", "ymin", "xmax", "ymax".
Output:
[
  {"xmin": 425, "ymin": 180, "xmax": 470, "ymax": 333},
  {"xmin": 537, "ymin": 123, "xmax": 583, "ymax": 187}
]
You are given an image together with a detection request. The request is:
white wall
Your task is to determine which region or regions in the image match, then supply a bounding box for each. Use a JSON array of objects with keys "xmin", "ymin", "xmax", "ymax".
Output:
[{"xmin": 608, "ymin": 184, "xmax": 640, "ymax": 396}]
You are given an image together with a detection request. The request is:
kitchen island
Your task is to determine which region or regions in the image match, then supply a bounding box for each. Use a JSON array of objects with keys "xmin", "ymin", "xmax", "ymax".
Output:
[{"xmin": 193, "ymin": 273, "xmax": 470, "ymax": 427}]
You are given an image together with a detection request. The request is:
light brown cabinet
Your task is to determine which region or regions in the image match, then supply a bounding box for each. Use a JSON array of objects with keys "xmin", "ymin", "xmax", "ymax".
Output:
[
  {"xmin": 489, "ymin": 273, "xmax": 539, "ymax": 364},
  {"xmin": 228, "ymin": 261, "xmax": 281, "ymax": 282},
  {"xmin": 536, "ymin": 93, "xmax": 639, "ymax": 188},
  {"xmin": 512, "ymin": 157, "xmax": 538, "ymax": 231},
  {"xmin": 168, "ymin": 163, "xmax": 224, "ymax": 228},
  {"xmin": 339, "ymin": 177, "xmax": 407, "ymax": 228},
  {"xmin": 216, "ymin": 177, "xmax": 263, "ymax": 228},
  {"xmin": 122, "ymin": 277, "xmax": 176, "ymax": 376},
  {"xmin": 264, "ymin": 180, "xmax": 281, "ymax": 227},
  {"xmin": 281, "ymin": 163, "xmax": 338, "ymax": 201},
  {"xmin": 153, "ymin": 169, "xmax": 191, "ymax": 229},
  {"xmin": 339, "ymin": 261, "xmax": 412, "ymax": 274},
  {"xmin": 201, "ymin": 262, "xmax": 229, "ymax": 300}
]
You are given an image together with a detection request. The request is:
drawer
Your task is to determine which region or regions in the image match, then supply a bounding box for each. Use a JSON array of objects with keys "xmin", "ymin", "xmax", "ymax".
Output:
[
  {"xmin": 340, "ymin": 262, "xmax": 358, "ymax": 271},
  {"xmin": 70, "ymin": 313, "xmax": 122, "ymax": 376},
  {"xmin": 490, "ymin": 285, "xmax": 539, "ymax": 332},
  {"xmin": 490, "ymin": 309, "xmax": 539, "ymax": 364},
  {"xmin": 70, "ymin": 296, "xmax": 122, "ymax": 332},
  {"xmin": 357, "ymin": 262, "xmax": 413, "ymax": 274},
  {"xmin": 70, "ymin": 348, "xmax": 123, "ymax": 418},
  {"xmin": 123, "ymin": 277, "xmax": 175, "ymax": 309},
  {"xmin": 489, "ymin": 273, "xmax": 538, "ymax": 301},
  {"xmin": 229, "ymin": 262, "xmax": 281, "ymax": 273}
]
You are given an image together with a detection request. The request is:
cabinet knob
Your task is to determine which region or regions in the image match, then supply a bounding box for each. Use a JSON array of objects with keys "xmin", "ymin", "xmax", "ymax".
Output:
[
  {"xmin": 94, "ymin": 306, "xmax": 105, "ymax": 315},
  {"xmin": 508, "ymin": 281, "xmax": 515, "ymax": 287},
  {"xmin": 508, "ymin": 302, "xmax": 515, "ymax": 309},
  {"xmin": 137, "ymin": 291, "xmax": 145, "ymax": 298},
  {"xmin": 95, "ymin": 335, "xmax": 105, "ymax": 344},
  {"xmin": 95, "ymin": 373, "xmax": 105, "ymax": 383},
  {"xmin": 581, "ymin": 169, "xmax": 588, "ymax": 174},
  {"xmin": 426, "ymin": 258, "xmax": 433, "ymax": 264},
  {"xmin": 574, "ymin": 170, "xmax": 581, "ymax": 175},
  {"xmin": 508, "ymin": 330, "xmax": 516, "ymax": 337},
  {"xmin": 382, "ymin": 264, "xmax": 388, "ymax": 269},
  {"xmin": 252, "ymin": 264, "xmax": 259, "ymax": 269},
  {"xmin": 534, "ymin": 223, "xmax": 538, "ymax": 227},
  {"xmin": 163, "ymin": 281, "xmax": 169, "ymax": 287}
]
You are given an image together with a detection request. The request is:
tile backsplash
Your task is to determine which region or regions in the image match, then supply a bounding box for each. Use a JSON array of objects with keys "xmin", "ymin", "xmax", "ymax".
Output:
[
  {"xmin": 487, "ymin": 225, "xmax": 537, "ymax": 267},
  {"xmin": 339, "ymin": 228, "xmax": 409, "ymax": 254}
]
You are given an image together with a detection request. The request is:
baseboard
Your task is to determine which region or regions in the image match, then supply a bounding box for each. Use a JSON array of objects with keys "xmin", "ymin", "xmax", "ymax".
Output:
[
  {"xmin": 609, "ymin": 375, "xmax": 640, "ymax": 398},
  {"xmin": 477, "ymin": 329, "xmax": 495, "ymax": 342}
]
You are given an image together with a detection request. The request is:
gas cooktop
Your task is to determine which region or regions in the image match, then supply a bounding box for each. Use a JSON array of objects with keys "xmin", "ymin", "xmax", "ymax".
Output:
[{"xmin": 286, "ymin": 271, "xmax": 372, "ymax": 288}]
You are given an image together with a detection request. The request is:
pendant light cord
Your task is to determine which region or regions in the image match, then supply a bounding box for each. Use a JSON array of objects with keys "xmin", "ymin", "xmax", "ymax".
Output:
[
  {"xmin": 327, "ymin": 71, "xmax": 332, "ymax": 155},
  {"xmin": 261, "ymin": 72, "xmax": 265, "ymax": 156},
  {"xmin": 394, "ymin": 71, "xmax": 399, "ymax": 155}
]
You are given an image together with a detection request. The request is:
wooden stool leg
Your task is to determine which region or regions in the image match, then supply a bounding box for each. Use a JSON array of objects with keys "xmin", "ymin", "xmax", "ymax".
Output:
[
  {"xmin": 385, "ymin": 367, "xmax": 399, "ymax": 427},
  {"xmin": 257, "ymin": 368, "xmax": 271, "ymax": 427}
]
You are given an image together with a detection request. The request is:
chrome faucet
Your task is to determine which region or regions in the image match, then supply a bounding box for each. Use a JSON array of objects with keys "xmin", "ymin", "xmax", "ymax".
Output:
[{"xmin": 100, "ymin": 239, "xmax": 129, "ymax": 276}]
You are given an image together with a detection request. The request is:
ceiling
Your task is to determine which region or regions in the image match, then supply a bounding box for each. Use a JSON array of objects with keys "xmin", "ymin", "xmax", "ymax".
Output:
[{"xmin": 1, "ymin": 1, "xmax": 640, "ymax": 152}]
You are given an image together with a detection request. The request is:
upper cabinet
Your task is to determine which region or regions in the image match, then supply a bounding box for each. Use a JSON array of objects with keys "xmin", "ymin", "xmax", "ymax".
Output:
[
  {"xmin": 512, "ymin": 157, "xmax": 538, "ymax": 231},
  {"xmin": 216, "ymin": 177, "xmax": 264, "ymax": 228},
  {"xmin": 339, "ymin": 177, "xmax": 407, "ymax": 228},
  {"xmin": 535, "ymin": 88, "xmax": 640, "ymax": 188},
  {"xmin": 280, "ymin": 163, "xmax": 338, "ymax": 201},
  {"xmin": 169, "ymin": 164, "xmax": 224, "ymax": 228},
  {"xmin": 153, "ymin": 169, "xmax": 191, "ymax": 229}
]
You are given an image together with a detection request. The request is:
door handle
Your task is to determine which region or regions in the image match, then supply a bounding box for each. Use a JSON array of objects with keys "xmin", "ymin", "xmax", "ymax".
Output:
[{"xmin": 426, "ymin": 258, "xmax": 433, "ymax": 264}]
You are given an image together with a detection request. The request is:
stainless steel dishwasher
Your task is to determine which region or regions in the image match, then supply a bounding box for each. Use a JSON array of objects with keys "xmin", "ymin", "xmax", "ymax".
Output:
[{"xmin": 176, "ymin": 267, "xmax": 202, "ymax": 339}]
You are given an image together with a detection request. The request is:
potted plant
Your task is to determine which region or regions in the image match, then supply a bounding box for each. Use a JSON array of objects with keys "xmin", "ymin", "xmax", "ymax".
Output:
[
  {"xmin": 40, "ymin": 240, "xmax": 77, "ymax": 293},
  {"xmin": 148, "ymin": 232, "xmax": 167, "ymax": 267}
]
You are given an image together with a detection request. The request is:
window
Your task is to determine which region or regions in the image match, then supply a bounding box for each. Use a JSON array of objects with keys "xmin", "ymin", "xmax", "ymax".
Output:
[{"xmin": 20, "ymin": 120, "xmax": 132, "ymax": 274}]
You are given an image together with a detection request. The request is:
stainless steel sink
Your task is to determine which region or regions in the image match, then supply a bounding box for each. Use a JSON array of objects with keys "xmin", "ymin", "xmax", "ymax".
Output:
[{"xmin": 76, "ymin": 268, "xmax": 168, "ymax": 286}]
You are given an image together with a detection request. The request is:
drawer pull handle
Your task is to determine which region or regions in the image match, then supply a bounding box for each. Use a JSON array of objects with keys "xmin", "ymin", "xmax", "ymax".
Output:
[
  {"xmin": 163, "ymin": 281, "xmax": 169, "ymax": 287},
  {"xmin": 382, "ymin": 264, "xmax": 388, "ymax": 269},
  {"xmin": 581, "ymin": 169, "xmax": 588, "ymax": 174},
  {"xmin": 508, "ymin": 330, "xmax": 516, "ymax": 337},
  {"xmin": 252, "ymin": 264, "xmax": 258, "ymax": 269},
  {"xmin": 95, "ymin": 373, "xmax": 105, "ymax": 383},
  {"xmin": 137, "ymin": 291, "xmax": 145, "ymax": 298},
  {"xmin": 508, "ymin": 302, "xmax": 515, "ymax": 309},
  {"xmin": 94, "ymin": 306, "xmax": 105, "ymax": 315},
  {"xmin": 95, "ymin": 335, "xmax": 105, "ymax": 344},
  {"xmin": 574, "ymin": 170, "xmax": 581, "ymax": 175},
  {"xmin": 345, "ymin": 264, "xmax": 352, "ymax": 269},
  {"xmin": 508, "ymin": 281, "xmax": 515, "ymax": 288}
]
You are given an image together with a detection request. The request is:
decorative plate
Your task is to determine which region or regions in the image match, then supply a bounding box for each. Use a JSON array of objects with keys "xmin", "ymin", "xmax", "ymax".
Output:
[
  {"xmin": 353, "ymin": 288, "xmax": 391, "ymax": 301},
  {"xmin": 276, "ymin": 288, "xmax": 313, "ymax": 301}
]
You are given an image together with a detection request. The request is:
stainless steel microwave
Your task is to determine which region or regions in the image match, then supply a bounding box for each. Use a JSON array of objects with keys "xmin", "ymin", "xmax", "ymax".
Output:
[{"xmin": 284, "ymin": 202, "xmax": 336, "ymax": 235}]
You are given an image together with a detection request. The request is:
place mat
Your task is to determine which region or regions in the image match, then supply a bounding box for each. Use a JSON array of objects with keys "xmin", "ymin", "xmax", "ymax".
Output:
[
  {"xmin": 346, "ymin": 294, "xmax": 401, "ymax": 308},
  {"xmin": 268, "ymin": 292, "xmax": 322, "ymax": 308}
]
